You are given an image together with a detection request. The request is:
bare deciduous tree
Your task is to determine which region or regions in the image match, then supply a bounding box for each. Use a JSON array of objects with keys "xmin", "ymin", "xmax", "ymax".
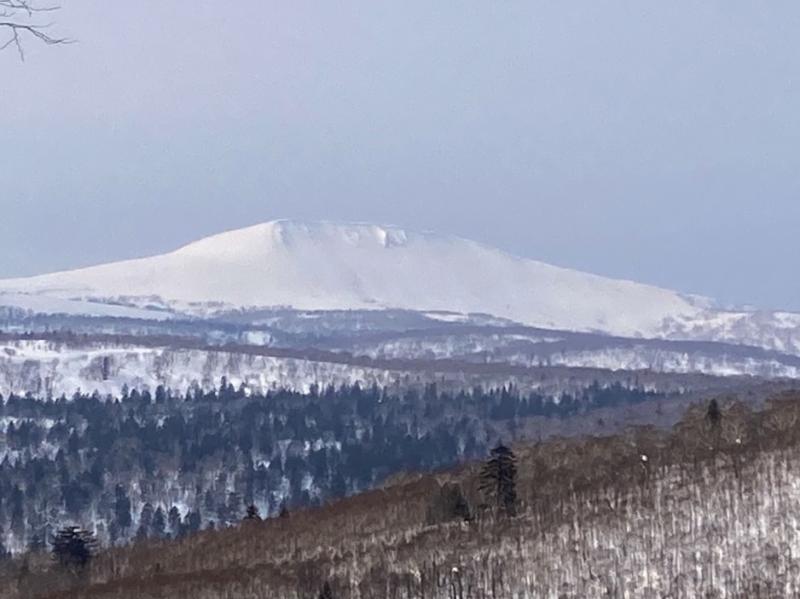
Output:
[{"xmin": 0, "ymin": 1, "xmax": 68, "ymax": 59}]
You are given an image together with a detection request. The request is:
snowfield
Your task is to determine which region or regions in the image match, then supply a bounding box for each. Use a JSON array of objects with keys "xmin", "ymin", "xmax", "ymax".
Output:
[
  {"xmin": 0, "ymin": 339, "xmax": 401, "ymax": 398},
  {"xmin": 354, "ymin": 335, "xmax": 800, "ymax": 379},
  {"xmin": 0, "ymin": 292, "xmax": 174, "ymax": 320}
]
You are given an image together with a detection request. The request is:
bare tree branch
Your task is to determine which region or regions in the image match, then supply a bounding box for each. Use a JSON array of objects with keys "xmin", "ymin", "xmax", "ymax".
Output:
[{"xmin": 0, "ymin": 0, "xmax": 69, "ymax": 60}]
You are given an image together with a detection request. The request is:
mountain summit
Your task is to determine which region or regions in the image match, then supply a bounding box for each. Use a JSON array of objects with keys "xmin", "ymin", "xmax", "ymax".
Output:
[{"xmin": 0, "ymin": 220, "xmax": 703, "ymax": 336}]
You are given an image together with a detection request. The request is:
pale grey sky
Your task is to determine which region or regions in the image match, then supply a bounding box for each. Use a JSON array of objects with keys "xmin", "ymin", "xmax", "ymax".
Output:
[{"xmin": 2, "ymin": 1, "xmax": 799, "ymax": 309}]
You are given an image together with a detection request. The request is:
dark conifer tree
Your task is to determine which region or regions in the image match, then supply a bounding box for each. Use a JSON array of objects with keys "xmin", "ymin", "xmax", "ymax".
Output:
[
  {"xmin": 168, "ymin": 506, "xmax": 182, "ymax": 537},
  {"xmin": 707, "ymin": 398, "xmax": 722, "ymax": 428},
  {"xmin": 182, "ymin": 511, "xmax": 202, "ymax": 537},
  {"xmin": 479, "ymin": 442, "xmax": 518, "ymax": 517},
  {"xmin": 52, "ymin": 526, "xmax": 98, "ymax": 571},
  {"xmin": 0, "ymin": 526, "xmax": 9, "ymax": 561},
  {"xmin": 319, "ymin": 581, "xmax": 335, "ymax": 599},
  {"xmin": 244, "ymin": 504, "xmax": 261, "ymax": 521},
  {"xmin": 152, "ymin": 507, "xmax": 166, "ymax": 538},
  {"xmin": 10, "ymin": 485, "xmax": 24, "ymax": 538},
  {"xmin": 137, "ymin": 503, "xmax": 154, "ymax": 539},
  {"xmin": 114, "ymin": 484, "xmax": 132, "ymax": 533}
]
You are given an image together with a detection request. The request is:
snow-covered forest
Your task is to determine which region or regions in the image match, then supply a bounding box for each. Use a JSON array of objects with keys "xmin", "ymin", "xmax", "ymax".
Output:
[
  {"xmin": 0, "ymin": 381, "xmax": 664, "ymax": 554},
  {"xmin": 2, "ymin": 394, "xmax": 799, "ymax": 598}
]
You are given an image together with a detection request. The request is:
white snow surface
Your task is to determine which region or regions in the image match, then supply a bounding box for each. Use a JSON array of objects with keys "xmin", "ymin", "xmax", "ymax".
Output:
[
  {"xmin": 0, "ymin": 292, "xmax": 174, "ymax": 320},
  {"xmin": 0, "ymin": 339, "xmax": 401, "ymax": 398},
  {"xmin": 0, "ymin": 220, "xmax": 704, "ymax": 337}
]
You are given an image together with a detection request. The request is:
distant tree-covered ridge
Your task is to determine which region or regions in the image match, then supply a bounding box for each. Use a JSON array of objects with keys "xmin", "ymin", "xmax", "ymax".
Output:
[
  {"xmin": 0, "ymin": 379, "xmax": 659, "ymax": 551},
  {"xmin": 0, "ymin": 380, "xmax": 661, "ymax": 552}
]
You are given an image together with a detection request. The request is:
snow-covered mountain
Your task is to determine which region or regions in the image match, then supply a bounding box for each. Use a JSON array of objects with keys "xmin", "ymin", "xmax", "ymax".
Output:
[
  {"xmin": 0, "ymin": 220, "xmax": 704, "ymax": 335},
  {"xmin": 0, "ymin": 219, "xmax": 798, "ymax": 354}
]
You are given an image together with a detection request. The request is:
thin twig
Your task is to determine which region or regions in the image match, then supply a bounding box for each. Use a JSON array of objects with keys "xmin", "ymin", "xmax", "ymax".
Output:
[{"xmin": 0, "ymin": 0, "xmax": 68, "ymax": 60}]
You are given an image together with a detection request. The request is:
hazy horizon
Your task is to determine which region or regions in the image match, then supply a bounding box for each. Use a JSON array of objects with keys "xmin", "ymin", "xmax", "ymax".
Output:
[{"xmin": 2, "ymin": 2, "xmax": 799, "ymax": 310}]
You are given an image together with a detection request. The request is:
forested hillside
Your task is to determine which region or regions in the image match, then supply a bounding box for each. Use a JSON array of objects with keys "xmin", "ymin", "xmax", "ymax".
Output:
[
  {"xmin": 3, "ymin": 393, "xmax": 800, "ymax": 598},
  {"xmin": 3, "ymin": 330, "xmax": 780, "ymax": 400},
  {"xmin": 0, "ymin": 381, "xmax": 667, "ymax": 553}
]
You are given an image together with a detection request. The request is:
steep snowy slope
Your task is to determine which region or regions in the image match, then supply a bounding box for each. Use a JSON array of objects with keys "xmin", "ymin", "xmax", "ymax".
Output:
[{"xmin": 0, "ymin": 220, "xmax": 703, "ymax": 338}]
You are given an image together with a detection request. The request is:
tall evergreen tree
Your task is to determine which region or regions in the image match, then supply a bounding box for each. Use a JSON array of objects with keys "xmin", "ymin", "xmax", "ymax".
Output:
[
  {"xmin": 152, "ymin": 507, "xmax": 166, "ymax": 538},
  {"xmin": 52, "ymin": 526, "xmax": 98, "ymax": 571},
  {"xmin": 137, "ymin": 503, "xmax": 154, "ymax": 539},
  {"xmin": 479, "ymin": 442, "xmax": 518, "ymax": 517},
  {"xmin": 707, "ymin": 398, "xmax": 722, "ymax": 428},
  {"xmin": 114, "ymin": 484, "xmax": 132, "ymax": 533},
  {"xmin": 181, "ymin": 511, "xmax": 202, "ymax": 537},
  {"xmin": 10, "ymin": 485, "xmax": 24, "ymax": 538},
  {"xmin": 167, "ymin": 506, "xmax": 182, "ymax": 538}
]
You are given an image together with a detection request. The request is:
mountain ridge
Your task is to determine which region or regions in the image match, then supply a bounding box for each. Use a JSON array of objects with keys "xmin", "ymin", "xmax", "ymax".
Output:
[
  {"xmin": 2, "ymin": 220, "xmax": 800, "ymax": 355},
  {"xmin": 0, "ymin": 220, "xmax": 705, "ymax": 336}
]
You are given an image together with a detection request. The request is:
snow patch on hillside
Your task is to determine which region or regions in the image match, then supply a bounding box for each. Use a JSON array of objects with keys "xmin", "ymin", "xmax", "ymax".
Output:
[
  {"xmin": 0, "ymin": 339, "xmax": 400, "ymax": 398},
  {"xmin": 0, "ymin": 292, "xmax": 175, "ymax": 320}
]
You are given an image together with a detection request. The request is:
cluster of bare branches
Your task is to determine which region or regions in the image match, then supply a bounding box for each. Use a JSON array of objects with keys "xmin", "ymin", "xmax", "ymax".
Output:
[{"xmin": 0, "ymin": 0, "xmax": 67, "ymax": 59}]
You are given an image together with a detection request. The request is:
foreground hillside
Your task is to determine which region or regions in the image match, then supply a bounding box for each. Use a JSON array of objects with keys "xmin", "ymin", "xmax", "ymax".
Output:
[{"xmin": 4, "ymin": 393, "xmax": 800, "ymax": 598}]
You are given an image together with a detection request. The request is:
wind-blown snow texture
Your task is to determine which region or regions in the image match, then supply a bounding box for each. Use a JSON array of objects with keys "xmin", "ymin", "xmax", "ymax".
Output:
[{"xmin": 1, "ymin": 220, "xmax": 799, "ymax": 354}]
